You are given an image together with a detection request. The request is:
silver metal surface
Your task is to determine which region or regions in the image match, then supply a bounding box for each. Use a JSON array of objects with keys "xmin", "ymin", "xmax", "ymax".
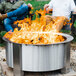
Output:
[
  {"xmin": 6, "ymin": 42, "xmax": 13, "ymax": 68},
  {"xmin": 13, "ymin": 43, "xmax": 24, "ymax": 76},
  {"xmin": 3, "ymin": 33, "xmax": 73, "ymax": 76},
  {"xmin": 5, "ymin": 42, "xmax": 71, "ymax": 72},
  {"xmin": 22, "ymin": 44, "xmax": 65, "ymax": 71},
  {"xmin": 61, "ymin": 43, "xmax": 70, "ymax": 74}
]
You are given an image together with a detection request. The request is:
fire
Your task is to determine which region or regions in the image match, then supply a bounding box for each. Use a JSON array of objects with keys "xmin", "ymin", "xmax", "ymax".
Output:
[{"xmin": 4, "ymin": 9, "xmax": 68, "ymax": 44}]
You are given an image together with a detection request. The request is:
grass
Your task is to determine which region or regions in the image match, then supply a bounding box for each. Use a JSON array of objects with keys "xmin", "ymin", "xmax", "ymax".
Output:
[
  {"xmin": 0, "ymin": 43, "xmax": 5, "ymax": 47},
  {"xmin": 74, "ymin": 21, "xmax": 76, "ymax": 28},
  {"xmin": 0, "ymin": 31, "xmax": 6, "ymax": 37},
  {"xmin": 61, "ymin": 30, "xmax": 71, "ymax": 33},
  {"xmin": 0, "ymin": 31, "xmax": 6, "ymax": 46},
  {"xmin": 26, "ymin": 1, "xmax": 49, "ymax": 10},
  {"xmin": 26, "ymin": 1, "xmax": 50, "ymax": 20}
]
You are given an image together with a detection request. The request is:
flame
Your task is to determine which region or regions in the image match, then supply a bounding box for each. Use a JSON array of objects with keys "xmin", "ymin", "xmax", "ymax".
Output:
[{"xmin": 4, "ymin": 9, "xmax": 68, "ymax": 44}]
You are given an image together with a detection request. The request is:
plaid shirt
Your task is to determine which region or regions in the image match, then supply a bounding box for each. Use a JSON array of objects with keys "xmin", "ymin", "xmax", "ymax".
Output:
[
  {"xmin": 6, "ymin": 0, "xmax": 19, "ymax": 3},
  {"xmin": 10, "ymin": 0, "xmax": 18, "ymax": 3},
  {"xmin": 0, "ymin": 0, "xmax": 24, "ymax": 13},
  {"xmin": 0, "ymin": 0, "xmax": 5, "ymax": 3}
]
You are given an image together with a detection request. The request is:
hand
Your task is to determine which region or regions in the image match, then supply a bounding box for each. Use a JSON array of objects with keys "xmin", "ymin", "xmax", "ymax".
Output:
[
  {"xmin": 28, "ymin": 3, "xmax": 33, "ymax": 9},
  {"xmin": 44, "ymin": 4, "xmax": 49, "ymax": 10},
  {"xmin": 0, "ymin": 13, "xmax": 3, "ymax": 20}
]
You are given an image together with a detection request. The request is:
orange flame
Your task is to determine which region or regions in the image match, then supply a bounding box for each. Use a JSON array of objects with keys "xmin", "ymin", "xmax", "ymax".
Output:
[{"xmin": 4, "ymin": 9, "xmax": 68, "ymax": 44}]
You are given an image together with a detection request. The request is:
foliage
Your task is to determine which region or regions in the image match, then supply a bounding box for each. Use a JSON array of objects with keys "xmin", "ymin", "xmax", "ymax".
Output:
[
  {"xmin": 0, "ymin": 31, "xmax": 6, "ymax": 37},
  {"xmin": 74, "ymin": 21, "xmax": 76, "ymax": 28},
  {"xmin": 26, "ymin": 1, "xmax": 49, "ymax": 19},
  {"xmin": 61, "ymin": 30, "xmax": 71, "ymax": 33},
  {"xmin": 26, "ymin": 1, "xmax": 49, "ymax": 10},
  {"xmin": 0, "ymin": 31, "xmax": 6, "ymax": 46}
]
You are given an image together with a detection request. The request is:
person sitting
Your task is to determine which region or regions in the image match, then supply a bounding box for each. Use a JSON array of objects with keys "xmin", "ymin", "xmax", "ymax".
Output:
[
  {"xmin": 0, "ymin": 0, "xmax": 25, "ymax": 31},
  {"xmin": 0, "ymin": 0, "xmax": 32, "ymax": 32},
  {"xmin": 44, "ymin": 0, "xmax": 76, "ymax": 31}
]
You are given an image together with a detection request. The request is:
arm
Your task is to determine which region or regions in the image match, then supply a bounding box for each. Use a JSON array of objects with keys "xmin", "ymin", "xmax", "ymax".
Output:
[
  {"xmin": 0, "ymin": 3, "xmax": 32, "ymax": 20},
  {"xmin": 48, "ymin": 0, "xmax": 53, "ymax": 10},
  {"xmin": 44, "ymin": 0, "xmax": 53, "ymax": 13},
  {"xmin": 7, "ymin": 3, "xmax": 32, "ymax": 18}
]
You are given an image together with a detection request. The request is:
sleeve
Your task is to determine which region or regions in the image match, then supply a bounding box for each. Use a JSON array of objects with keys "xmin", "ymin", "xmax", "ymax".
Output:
[
  {"xmin": 12, "ymin": 1, "xmax": 25, "ymax": 10},
  {"xmin": 48, "ymin": 0, "xmax": 53, "ymax": 9},
  {"xmin": 70, "ymin": 0, "xmax": 76, "ymax": 11}
]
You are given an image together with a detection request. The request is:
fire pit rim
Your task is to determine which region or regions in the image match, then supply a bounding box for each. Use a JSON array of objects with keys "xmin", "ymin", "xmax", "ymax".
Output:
[{"xmin": 3, "ymin": 33, "xmax": 73, "ymax": 46}]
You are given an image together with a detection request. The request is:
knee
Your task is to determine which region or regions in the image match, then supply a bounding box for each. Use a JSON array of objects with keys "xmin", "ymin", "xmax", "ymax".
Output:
[
  {"xmin": 3, "ymin": 18, "xmax": 13, "ymax": 32},
  {"xmin": 4, "ymin": 18, "xmax": 11, "ymax": 25},
  {"xmin": 21, "ymin": 4, "xmax": 28, "ymax": 11}
]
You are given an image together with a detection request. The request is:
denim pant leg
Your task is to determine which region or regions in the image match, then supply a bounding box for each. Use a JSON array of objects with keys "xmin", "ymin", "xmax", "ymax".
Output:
[
  {"xmin": 4, "ymin": 17, "xmax": 17, "ymax": 32},
  {"xmin": 7, "ymin": 4, "xmax": 28, "ymax": 18}
]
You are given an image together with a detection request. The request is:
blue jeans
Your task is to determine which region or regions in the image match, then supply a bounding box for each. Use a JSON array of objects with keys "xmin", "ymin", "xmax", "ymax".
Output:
[{"xmin": 4, "ymin": 4, "xmax": 28, "ymax": 32}]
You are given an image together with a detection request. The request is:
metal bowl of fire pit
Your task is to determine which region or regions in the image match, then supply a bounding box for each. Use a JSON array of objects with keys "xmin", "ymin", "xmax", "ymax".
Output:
[{"xmin": 3, "ymin": 33, "xmax": 73, "ymax": 72}]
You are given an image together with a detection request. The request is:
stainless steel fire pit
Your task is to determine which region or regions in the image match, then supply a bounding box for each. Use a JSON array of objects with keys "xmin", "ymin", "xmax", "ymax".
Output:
[{"xmin": 3, "ymin": 33, "xmax": 73, "ymax": 76}]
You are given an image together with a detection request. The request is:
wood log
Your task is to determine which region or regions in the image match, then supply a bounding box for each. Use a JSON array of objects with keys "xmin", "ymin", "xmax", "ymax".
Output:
[{"xmin": 45, "ymin": 15, "xmax": 69, "ymax": 31}]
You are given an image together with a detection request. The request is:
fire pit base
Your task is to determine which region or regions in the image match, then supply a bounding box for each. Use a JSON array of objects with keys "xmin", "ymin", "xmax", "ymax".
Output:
[
  {"xmin": 25, "ymin": 69, "xmax": 70, "ymax": 75},
  {"xmin": 6, "ymin": 43, "xmax": 70, "ymax": 72},
  {"xmin": 3, "ymin": 33, "xmax": 73, "ymax": 76},
  {"xmin": 12, "ymin": 43, "xmax": 71, "ymax": 76}
]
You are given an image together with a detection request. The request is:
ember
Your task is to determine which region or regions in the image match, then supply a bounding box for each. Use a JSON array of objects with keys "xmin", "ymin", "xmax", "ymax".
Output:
[{"xmin": 4, "ymin": 9, "xmax": 68, "ymax": 44}]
